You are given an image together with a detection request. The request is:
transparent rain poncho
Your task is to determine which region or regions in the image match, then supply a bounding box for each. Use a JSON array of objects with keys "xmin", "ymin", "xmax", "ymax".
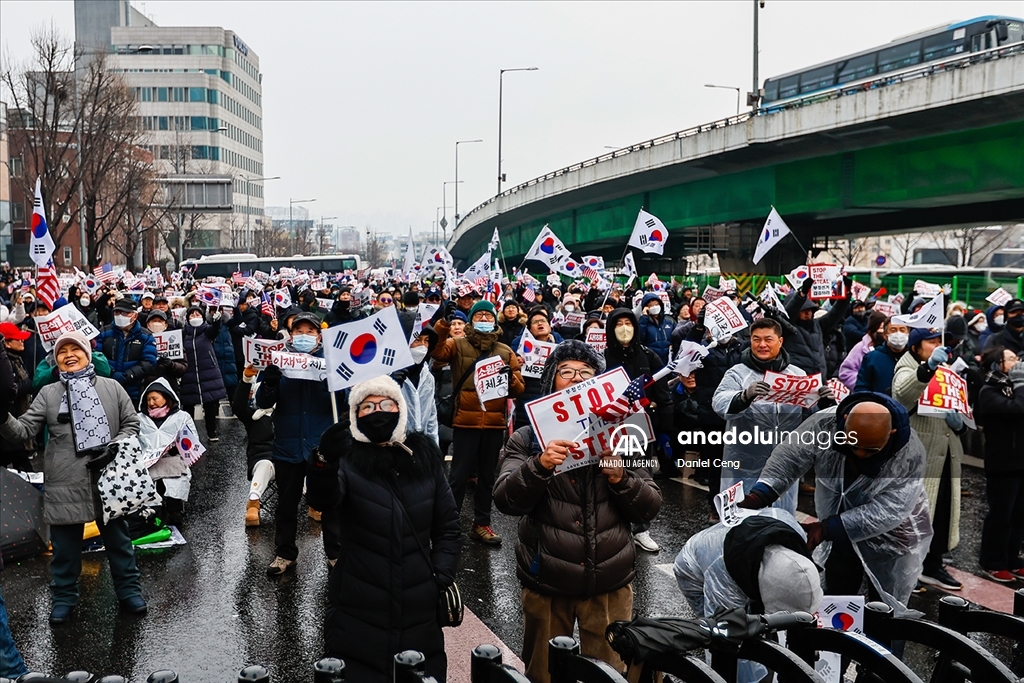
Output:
[
  {"xmin": 712, "ymin": 362, "xmax": 806, "ymax": 514},
  {"xmin": 757, "ymin": 406, "xmax": 933, "ymax": 617}
]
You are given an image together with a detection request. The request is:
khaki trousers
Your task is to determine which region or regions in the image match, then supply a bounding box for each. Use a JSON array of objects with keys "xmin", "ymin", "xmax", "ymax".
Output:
[{"xmin": 521, "ymin": 584, "xmax": 633, "ymax": 683}]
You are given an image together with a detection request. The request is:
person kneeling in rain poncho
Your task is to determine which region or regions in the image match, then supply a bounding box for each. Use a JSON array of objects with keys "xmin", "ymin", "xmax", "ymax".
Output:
[
  {"xmin": 739, "ymin": 392, "xmax": 933, "ymax": 616},
  {"xmin": 674, "ymin": 508, "xmax": 823, "ymax": 683},
  {"xmin": 138, "ymin": 377, "xmax": 202, "ymax": 527}
]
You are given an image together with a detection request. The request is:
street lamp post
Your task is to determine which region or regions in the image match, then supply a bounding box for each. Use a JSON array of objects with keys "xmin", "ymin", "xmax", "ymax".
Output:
[
  {"xmin": 749, "ymin": 0, "xmax": 765, "ymax": 109},
  {"xmin": 454, "ymin": 139, "xmax": 482, "ymax": 228},
  {"xmin": 442, "ymin": 182, "xmax": 462, "ymax": 244},
  {"xmin": 436, "ymin": 205, "xmax": 452, "ymax": 245},
  {"xmin": 318, "ymin": 216, "xmax": 338, "ymax": 254},
  {"xmin": 704, "ymin": 84, "xmax": 741, "ymax": 116},
  {"xmin": 289, "ymin": 198, "xmax": 316, "ymax": 255},
  {"xmin": 242, "ymin": 175, "xmax": 280, "ymax": 253},
  {"xmin": 498, "ymin": 67, "xmax": 538, "ymax": 195}
]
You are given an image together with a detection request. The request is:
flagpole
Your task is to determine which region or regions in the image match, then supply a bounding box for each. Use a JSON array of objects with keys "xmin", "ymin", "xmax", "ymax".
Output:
[{"xmin": 599, "ymin": 245, "xmax": 632, "ymax": 312}]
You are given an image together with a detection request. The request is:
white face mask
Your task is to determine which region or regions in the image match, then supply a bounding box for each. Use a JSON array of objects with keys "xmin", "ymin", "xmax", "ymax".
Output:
[
  {"xmin": 410, "ymin": 345, "xmax": 429, "ymax": 364},
  {"xmin": 114, "ymin": 314, "xmax": 132, "ymax": 329},
  {"xmin": 648, "ymin": 305, "xmax": 661, "ymax": 316},
  {"xmin": 563, "ymin": 304, "xmax": 575, "ymax": 313},
  {"xmin": 995, "ymin": 315, "xmax": 1005, "ymax": 326},
  {"xmin": 80, "ymin": 297, "xmax": 91, "ymax": 307},
  {"xmin": 148, "ymin": 321, "xmax": 167, "ymax": 333},
  {"xmin": 189, "ymin": 317, "xmax": 204, "ymax": 328},
  {"xmin": 887, "ymin": 332, "xmax": 909, "ymax": 350}
]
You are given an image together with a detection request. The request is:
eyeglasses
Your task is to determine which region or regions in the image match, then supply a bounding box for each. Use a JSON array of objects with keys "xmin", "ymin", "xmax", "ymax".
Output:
[
  {"xmin": 357, "ymin": 399, "xmax": 398, "ymax": 415},
  {"xmin": 379, "ymin": 298, "xmax": 393, "ymax": 304},
  {"xmin": 557, "ymin": 367, "xmax": 595, "ymax": 380}
]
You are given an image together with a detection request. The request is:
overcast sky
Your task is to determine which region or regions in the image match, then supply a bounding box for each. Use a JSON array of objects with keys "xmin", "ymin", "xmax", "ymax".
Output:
[{"xmin": 2, "ymin": 1, "xmax": 1022, "ymax": 238}]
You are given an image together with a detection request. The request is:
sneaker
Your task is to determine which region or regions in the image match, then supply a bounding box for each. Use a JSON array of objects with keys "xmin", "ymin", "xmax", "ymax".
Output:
[
  {"xmin": 634, "ymin": 530, "xmax": 661, "ymax": 553},
  {"xmin": 471, "ymin": 524, "xmax": 502, "ymax": 546},
  {"xmin": 919, "ymin": 566, "xmax": 963, "ymax": 590},
  {"xmin": 267, "ymin": 556, "xmax": 296, "ymax": 576},
  {"xmin": 308, "ymin": 507, "xmax": 322, "ymax": 522},
  {"xmin": 49, "ymin": 604, "xmax": 73, "ymax": 625},
  {"xmin": 210, "ymin": 436, "xmax": 220, "ymax": 442},
  {"xmin": 984, "ymin": 569, "xmax": 1016, "ymax": 583},
  {"xmin": 911, "ymin": 581, "xmax": 927, "ymax": 594},
  {"xmin": 1010, "ymin": 568, "xmax": 1024, "ymax": 580},
  {"xmin": 245, "ymin": 500, "xmax": 261, "ymax": 527},
  {"xmin": 119, "ymin": 596, "xmax": 148, "ymax": 615}
]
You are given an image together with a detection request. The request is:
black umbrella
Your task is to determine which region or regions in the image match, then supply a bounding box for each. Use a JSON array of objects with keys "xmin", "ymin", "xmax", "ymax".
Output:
[
  {"xmin": 1, "ymin": 467, "xmax": 48, "ymax": 562},
  {"xmin": 606, "ymin": 608, "xmax": 763, "ymax": 664}
]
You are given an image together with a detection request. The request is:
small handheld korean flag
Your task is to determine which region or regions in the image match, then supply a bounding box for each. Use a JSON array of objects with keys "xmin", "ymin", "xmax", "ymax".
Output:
[
  {"xmin": 752, "ymin": 207, "xmax": 792, "ymax": 265},
  {"xmin": 322, "ymin": 305, "xmax": 416, "ymax": 391},
  {"xmin": 402, "ymin": 229, "xmax": 417, "ymax": 274},
  {"xmin": 30, "ymin": 177, "xmax": 56, "ymax": 267},
  {"xmin": 628, "ymin": 209, "xmax": 667, "ymax": 255},
  {"xmin": 176, "ymin": 421, "xmax": 207, "ymax": 466},
  {"xmin": 488, "ymin": 227, "xmax": 501, "ymax": 252},
  {"xmin": 463, "ymin": 249, "xmax": 492, "ymax": 282},
  {"xmin": 525, "ymin": 225, "xmax": 572, "ymax": 269},
  {"xmin": 894, "ymin": 292, "xmax": 945, "ymax": 329},
  {"xmin": 421, "ymin": 246, "xmax": 454, "ymax": 271},
  {"xmin": 622, "ymin": 252, "xmax": 637, "ymax": 278}
]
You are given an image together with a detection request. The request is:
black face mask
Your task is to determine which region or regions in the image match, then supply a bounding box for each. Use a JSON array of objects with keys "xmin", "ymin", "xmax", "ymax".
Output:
[
  {"xmin": 357, "ymin": 411, "xmax": 400, "ymax": 443},
  {"xmin": 335, "ymin": 299, "xmax": 350, "ymax": 311},
  {"xmin": 872, "ymin": 332, "xmax": 886, "ymax": 347},
  {"xmin": 853, "ymin": 311, "xmax": 866, "ymax": 320},
  {"xmin": 1009, "ymin": 315, "xmax": 1024, "ymax": 331}
]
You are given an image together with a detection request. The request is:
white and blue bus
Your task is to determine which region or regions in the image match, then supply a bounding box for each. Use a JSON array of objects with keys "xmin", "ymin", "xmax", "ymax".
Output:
[{"xmin": 180, "ymin": 253, "xmax": 365, "ymax": 279}]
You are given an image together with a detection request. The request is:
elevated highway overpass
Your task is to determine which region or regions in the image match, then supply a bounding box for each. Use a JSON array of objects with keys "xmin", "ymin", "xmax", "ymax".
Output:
[{"xmin": 448, "ymin": 43, "xmax": 1024, "ymax": 274}]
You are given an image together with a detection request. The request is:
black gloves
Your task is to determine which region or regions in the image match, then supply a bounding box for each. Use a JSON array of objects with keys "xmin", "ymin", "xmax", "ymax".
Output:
[
  {"xmin": 261, "ymin": 364, "xmax": 283, "ymax": 386},
  {"xmin": 800, "ymin": 278, "xmax": 813, "ymax": 295},
  {"xmin": 441, "ymin": 300, "xmax": 458, "ymax": 322},
  {"xmin": 85, "ymin": 441, "xmax": 119, "ymax": 470},
  {"xmin": 390, "ymin": 368, "xmax": 408, "ymax": 385},
  {"xmin": 157, "ymin": 356, "xmax": 175, "ymax": 370},
  {"xmin": 737, "ymin": 490, "xmax": 767, "ymax": 510}
]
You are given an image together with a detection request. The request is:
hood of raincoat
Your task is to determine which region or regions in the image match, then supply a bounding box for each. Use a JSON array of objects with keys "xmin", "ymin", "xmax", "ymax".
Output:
[
  {"xmin": 833, "ymin": 391, "xmax": 911, "ymax": 477},
  {"xmin": 140, "ymin": 376, "xmax": 181, "ymax": 414}
]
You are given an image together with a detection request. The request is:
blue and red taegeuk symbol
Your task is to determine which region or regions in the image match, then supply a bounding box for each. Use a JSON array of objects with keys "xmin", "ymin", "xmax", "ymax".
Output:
[
  {"xmin": 350, "ymin": 333, "xmax": 378, "ymax": 364},
  {"xmin": 540, "ymin": 237, "xmax": 556, "ymax": 254},
  {"xmin": 648, "ymin": 229, "xmax": 663, "ymax": 242},
  {"xmin": 563, "ymin": 260, "xmax": 576, "ymax": 272},
  {"xmin": 831, "ymin": 613, "xmax": 856, "ymax": 631},
  {"xmin": 586, "ymin": 257, "xmax": 600, "ymax": 267},
  {"xmin": 523, "ymin": 339, "xmax": 535, "ymax": 354},
  {"xmin": 31, "ymin": 211, "xmax": 48, "ymax": 238},
  {"xmin": 433, "ymin": 252, "xmax": 444, "ymax": 262},
  {"xmin": 763, "ymin": 228, "xmax": 771, "ymax": 242},
  {"xmin": 180, "ymin": 437, "xmax": 194, "ymax": 451}
]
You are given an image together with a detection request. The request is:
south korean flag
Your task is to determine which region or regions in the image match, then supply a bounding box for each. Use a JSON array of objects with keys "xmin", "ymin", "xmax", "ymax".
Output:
[{"xmin": 322, "ymin": 305, "xmax": 416, "ymax": 391}]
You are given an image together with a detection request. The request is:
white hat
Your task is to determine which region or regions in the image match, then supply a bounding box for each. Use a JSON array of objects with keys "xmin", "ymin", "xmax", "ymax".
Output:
[{"xmin": 348, "ymin": 375, "xmax": 407, "ymax": 444}]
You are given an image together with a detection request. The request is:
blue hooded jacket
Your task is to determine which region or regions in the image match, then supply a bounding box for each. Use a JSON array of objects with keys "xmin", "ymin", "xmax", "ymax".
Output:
[
  {"xmin": 979, "ymin": 304, "xmax": 1004, "ymax": 348},
  {"xmin": 638, "ymin": 293, "xmax": 674, "ymax": 364}
]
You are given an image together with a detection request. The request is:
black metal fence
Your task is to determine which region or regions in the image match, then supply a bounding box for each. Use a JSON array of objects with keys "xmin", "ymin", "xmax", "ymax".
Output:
[{"xmin": 7, "ymin": 589, "xmax": 1024, "ymax": 683}]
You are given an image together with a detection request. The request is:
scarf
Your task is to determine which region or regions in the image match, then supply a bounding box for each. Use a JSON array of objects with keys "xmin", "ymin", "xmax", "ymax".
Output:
[
  {"xmin": 58, "ymin": 364, "xmax": 111, "ymax": 453},
  {"xmin": 740, "ymin": 346, "xmax": 790, "ymax": 373}
]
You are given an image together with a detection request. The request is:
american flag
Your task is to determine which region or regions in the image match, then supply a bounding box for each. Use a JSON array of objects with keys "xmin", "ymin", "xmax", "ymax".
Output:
[
  {"xmin": 36, "ymin": 259, "xmax": 61, "ymax": 309},
  {"xmin": 592, "ymin": 374, "xmax": 653, "ymax": 422},
  {"xmin": 522, "ymin": 284, "xmax": 536, "ymax": 303},
  {"xmin": 93, "ymin": 263, "xmax": 118, "ymax": 284},
  {"xmin": 582, "ymin": 265, "xmax": 600, "ymax": 281},
  {"xmin": 260, "ymin": 291, "xmax": 274, "ymax": 317}
]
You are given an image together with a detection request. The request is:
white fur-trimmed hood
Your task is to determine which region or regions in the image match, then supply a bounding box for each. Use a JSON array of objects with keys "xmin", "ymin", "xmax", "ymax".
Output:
[{"xmin": 348, "ymin": 375, "xmax": 407, "ymax": 443}]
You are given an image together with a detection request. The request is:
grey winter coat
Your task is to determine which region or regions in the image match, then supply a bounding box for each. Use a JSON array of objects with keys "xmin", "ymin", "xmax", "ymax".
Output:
[{"xmin": 0, "ymin": 375, "xmax": 140, "ymax": 525}]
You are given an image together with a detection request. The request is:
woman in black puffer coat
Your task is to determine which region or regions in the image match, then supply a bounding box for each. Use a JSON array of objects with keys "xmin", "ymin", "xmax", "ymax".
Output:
[
  {"xmin": 306, "ymin": 375, "xmax": 461, "ymax": 683},
  {"xmin": 180, "ymin": 306, "xmax": 227, "ymax": 440}
]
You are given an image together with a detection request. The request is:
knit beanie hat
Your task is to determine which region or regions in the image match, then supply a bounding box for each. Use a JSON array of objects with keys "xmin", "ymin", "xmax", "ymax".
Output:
[
  {"xmin": 469, "ymin": 300, "xmax": 497, "ymax": 320},
  {"xmin": 758, "ymin": 545, "xmax": 823, "ymax": 614},
  {"xmin": 539, "ymin": 339, "xmax": 607, "ymax": 395},
  {"xmin": 53, "ymin": 330, "xmax": 92, "ymax": 360},
  {"xmin": 867, "ymin": 310, "xmax": 887, "ymax": 333},
  {"xmin": 348, "ymin": 375, "xmax": 408, "ymax": 444}
]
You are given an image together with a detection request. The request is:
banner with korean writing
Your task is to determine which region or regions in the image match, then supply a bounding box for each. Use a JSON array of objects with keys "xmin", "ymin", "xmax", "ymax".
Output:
[
  {"xmin": 987, "ymin": 287, "xmax": 1013, "ymax": 306},
  {"xmin": 759, "ymin": 371, "xmax": 821, "ymax": 408},
  {"xmin": 808, "ymin": 263, "xmax": 844, "ymax": 301},
  {"xmin": 584, "ymin": 328, "xmax": 606, "ymax": 353},
  {"xmin": 474, "ymin": 357, "xmax": 509, "ymax": 409},
  {"xmin": 872, "ymin": 301, "xmax": 899, "ymax": 318},
  {"xmin": 703, "ymin": 296, "xmax": 748, "ymax": 340},
  {"xmin": 153, "ymin": 330, "xmax": 184, "ymax": 359},
  {"xmin": 243, "ymin": 337, "xmax": 289, "ymax": 369},
  {"xmin": 268, "ymin": 350, "xmax": 329, "ymax": 382},
  {"xmin": 35, "ymin": 305, "xmax": 100, "ymax": 351},
  {"xmin": 917, "ymin": 366, "xmax": 976, "ymax": 428},
  {"xmin": 518, "ymin": 331, "xmax": 557, "ymax": 379}
]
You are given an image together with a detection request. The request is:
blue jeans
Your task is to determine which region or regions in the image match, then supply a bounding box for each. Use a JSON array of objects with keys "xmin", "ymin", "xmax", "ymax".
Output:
[
  {"xmin": 49, "ymin": 517, "xmax": 142, "ymax": 607},
  {"xmin": 0, "ymin": 586, "xmax": 28, "ymax": 678}
]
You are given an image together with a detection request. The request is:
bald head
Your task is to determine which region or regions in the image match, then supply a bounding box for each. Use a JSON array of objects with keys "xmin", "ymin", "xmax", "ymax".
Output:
[{"xmin": 845, "ymin": 402, "xmax": 895, "ymax": 459}]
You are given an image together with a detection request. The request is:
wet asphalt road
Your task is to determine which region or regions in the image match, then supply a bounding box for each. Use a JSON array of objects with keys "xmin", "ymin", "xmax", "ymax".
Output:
[{"xmin": 1, "ymin": 415, "xmax": 1013, "ymax": 681}]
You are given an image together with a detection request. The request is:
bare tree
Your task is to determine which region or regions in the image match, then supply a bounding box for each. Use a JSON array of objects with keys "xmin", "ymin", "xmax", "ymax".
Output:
[
  {"xmin": 889, "ymin": 231, "xmax": 929, "ymax": 268},
  {"xmin": 828, "ymin": 237, "xmax": 870, "ymax": 267},
  {"xmin": 363, "ymin": 228, "xmax": 389, "ymax": 268},
  {"xmin": 948, "ymin": 225, "xmax": 1017, "ymax": 267}
]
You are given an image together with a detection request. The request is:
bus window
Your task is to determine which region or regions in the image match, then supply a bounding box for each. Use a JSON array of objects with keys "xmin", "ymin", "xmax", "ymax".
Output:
[
  {"xmin": 878, "ymin": 41, "xmax": 922, "ymax": 73},
  {"xmin": 763, "ymin": 79, "xmax": 780, "ymax": 102},
  {"xmin": 837, "ymin": 53, "xmax": 877, "ymax": 83},
  {"xmin": 778, "ymin": 74, "xmax": 800, "ymax": 99},
  {"xmin": 922, "ymin": 30, "xmax": 965, "ymax": 60},
  {"xmin": 799, "ymin": 64, "xmax": 838, "ymax": 94}
]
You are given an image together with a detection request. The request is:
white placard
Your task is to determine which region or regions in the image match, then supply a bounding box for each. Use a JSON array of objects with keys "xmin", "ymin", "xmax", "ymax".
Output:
[
  {"xmin": 809, "ymin": 263, "xmax": 844, "ymax": 301},
  {"xmin": 474, "ymin": 356, "xmax": 509, "ymax": 408},
  {"xmin": 153, "ymin": 330, "xmax": 184, "ymax": 359},
  {"xmin": 759, "ymin": 371, "xmax": 821, "ymax": 408},
  {"xmin": 585, "ymin": 328, "xmax": 607, "ymax": 353},
  {"xmin": 562, "ymin": 312, "xmax": 586, "ymax": 328},
  {"xmin": 243, "ymin": 336, "xmax": 289, "ymax": 370},
  {"xmin": 714, "ymin": 481, "xmax": 757, "ymax": 528},
  {"xmin": 268, "ymin": 350, "xmax": 328, "ymax": 381},
  {"xmin": 827, "ymin": 378, "xmax": 850, "ymax": 404},
  {"xmin": 34, "ymin": 305, "xmax": 101, "ymax": 351},
  {"xmin": 987, "ymin": 287, "xmax": 1014, "ymax": 306},
  {"xmin": 703, "ymin": 296, "xmax": 748, "ymax": 340},
  {"xmin": 871, "ymin": 301, "xmax": 898, "ymax": 318},
  {"xmin": 525, "ymin": 367, "xmax": 631, "ymax": 448},
  {"xmin": 913, "ymin": 280, "xmax": 943, "ymax": 298},
  {"xmin": 518, "ymin": 331, "xmax": 557, "ymax": 379}
]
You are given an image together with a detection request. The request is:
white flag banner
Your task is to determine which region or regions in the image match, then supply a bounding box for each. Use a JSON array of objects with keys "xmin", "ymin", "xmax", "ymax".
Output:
[
  {"xmin": 525, "ymin": 225, "xmax": 572, "ymax": 269},
  {"xmin": 463, "ymin": 249, "xmax": 492, "ymax": 282},
  {"xmin": 703, "ymin": 296, "xmax": 749, "ymax": 341},
  {"xmin": 243, "ymin": 336, "xmax": 289, "ymax": 370},
  {"xmin": 35, "ymin": 305, "xmax": 101, "ymax": 351},
  {"xmin": 621, "ymin": 252, "xmax": 637, "ymax": 279},
  {"xmin": 581, "ymin": 255, "xmax": 605, "ymax": 271},
  {"xmin": 402, "ymin": 230, "xmax": 417, "ymax": 274},
  {"xmin": 322, "ymin": 306, "xmax": 416, "ymax": 391},
  {"xmin": 785, "ymin": 265, "xmax": 810, "ymax": 290},
  {"xmin": 758, "ymin": 283, "xmax": 789, "ymax": 318},
  {"xmin": 893, "ymin": 292, "xmax": 944, "ymax": 329},
  {"xmin": 518, "ymin": 330, "xmax": 557, "ymax": 379},
  {"xmin": 421, "ymin": 246, "xmax": 454, "ymax": 271},
  {"xmin": 153, "ymin": 330, "xmax": 184, "ymax": 359},
  {"xmin": 415, "ymin": 303, "xmax": 439, "ymax": 334},
  {"xmin": 752, "ymin": 207, "xmax": 792, "ymax": 265},
  {"xmin": 176, "ymin": 421, "xmax": 207, "ymax": 466},
  {"xmin": 488, "ymin": 227, "xmax": 501, "ymax": 252},
  {"xmin": 628, "ymin": 209, "xmax": 667, "ymax": 255},
  {"xmin": 30, "ymin": 177, "xmax": 56, "ymax": 268},
  {"xmin": 268, "ymin": 350, "xmax": 329, "ymax": 381}
]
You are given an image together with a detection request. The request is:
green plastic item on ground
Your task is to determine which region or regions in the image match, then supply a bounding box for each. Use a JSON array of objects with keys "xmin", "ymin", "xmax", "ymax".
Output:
[{"xmin": 131, "ymin": 527, "xmax": 171, "ymax": 546}]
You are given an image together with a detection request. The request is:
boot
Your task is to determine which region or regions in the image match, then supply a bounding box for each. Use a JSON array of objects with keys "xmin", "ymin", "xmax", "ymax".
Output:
[{"xmin": 245, "ymin": 499, "xmax": 260, "ymax": 527}]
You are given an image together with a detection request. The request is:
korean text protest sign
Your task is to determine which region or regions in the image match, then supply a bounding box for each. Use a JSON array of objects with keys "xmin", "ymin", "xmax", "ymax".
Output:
[
  {"xmin": 35, "ymin": 305, "xmax": 100, "ymax": 351},
  {"xmin": 808, "ymin": 264, "xmax": 844, "ymax": 301},
  {"xmin": 153, "ymin": 330, "xmax": 184, "ymax": 359},
  {"xmin": 243, "ymin": 337, "xmax": 288, "ymax": 370},
  {"xmin": 474, "ymin": 357, "xmax": 509, "ymax": 408},
  {"xmin": 703, "ymin": 296, "xmax": 748, "ymax": 341},
  {"xmin": 917, "ymin": 366, "xmax": 976, "ymax": 428},
  {"xmin": 584, "ymin": 328, "xmax": 607, "ymax": 353},
  {"xmin": 987, "ymin": 287, "xmax": 1013, "ymax": 306},
  {"xmin": 758, "ymin": 371, "xmax": 822, "ymax": 408},
  {"xmin": 714, "ymin": 481, "xmax": 757, "ymax": 528},
  {"xmin": 268, "ymin": 350, "xmax": 328, "ymax": 382},
  {"xmin": 518, "ymin": 331, "xmax": 557, "ymax": 379}
]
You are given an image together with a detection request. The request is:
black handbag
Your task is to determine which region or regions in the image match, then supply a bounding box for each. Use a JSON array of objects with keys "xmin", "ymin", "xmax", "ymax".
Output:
[{"xmin": 389, "ymin": 479, "xmax": 464, "ymax": 628}]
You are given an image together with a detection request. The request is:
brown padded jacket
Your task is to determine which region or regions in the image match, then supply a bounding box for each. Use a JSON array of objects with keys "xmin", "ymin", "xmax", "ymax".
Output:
[
  {"xmin": 431, "ymin": 318, "xmax": 525, "ymax": 429},
  {"xmin": 493, "ymin": 426, "xmax": 662, "ymax": 598}
]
